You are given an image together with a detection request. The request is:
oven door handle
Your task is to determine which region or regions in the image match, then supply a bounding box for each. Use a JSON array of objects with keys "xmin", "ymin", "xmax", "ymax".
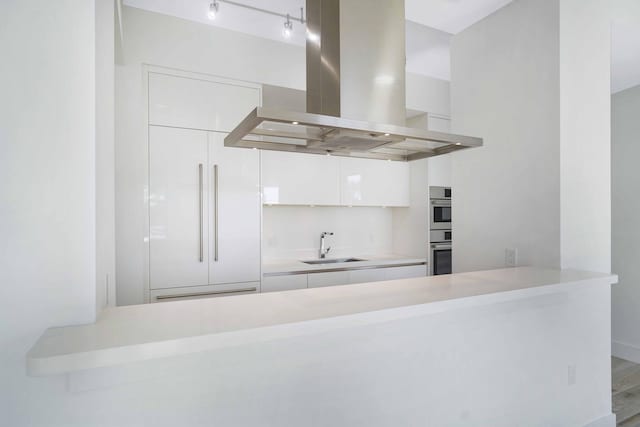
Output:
[
  {"xmin": 430, "ymin": 200, "xmax": 451, "ymax": 206},
  {"xmin": 431, "ymin": 244, "xmax": 452, "ymax": 250}
]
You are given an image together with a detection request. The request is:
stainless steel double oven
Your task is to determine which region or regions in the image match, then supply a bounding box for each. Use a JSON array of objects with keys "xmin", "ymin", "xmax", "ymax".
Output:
[{"xmin": 430, "ymin": 187, "xmax": 452, "ymax": 275}]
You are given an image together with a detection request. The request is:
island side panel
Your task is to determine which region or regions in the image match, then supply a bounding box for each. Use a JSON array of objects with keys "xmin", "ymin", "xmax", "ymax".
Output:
[{"xmin": 65, "ymin": 279, "xmax": 612, "ymax": 427}]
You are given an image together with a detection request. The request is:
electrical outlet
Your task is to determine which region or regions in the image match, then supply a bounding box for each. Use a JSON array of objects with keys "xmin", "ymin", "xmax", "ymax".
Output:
[
  {"xmin": 568, "ymin": 365, "xmax": 577, "ymax": 385},
  {"xmin": 505, "ymin": 248, "xmax": 518, "ymax": 267}
]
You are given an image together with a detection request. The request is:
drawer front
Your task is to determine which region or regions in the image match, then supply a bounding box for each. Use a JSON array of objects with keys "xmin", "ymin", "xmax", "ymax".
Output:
[
  {"xmin": 308, "ymin": 271, "xmax": 351, "ymax": 288},
  {"xmin": 384, "ymin": 265, "xmax": 427, "ymax": 280},
  {"xmin": 262, "ymin": 275, "xmax": 308, "ymax": 293},
  {"xmin": 149, "ymin": 282, "xmax": 260, "ymax": 303},
  {"xmin": 349, "ymin": 268, "xmax": 387, "ymax": 284}
]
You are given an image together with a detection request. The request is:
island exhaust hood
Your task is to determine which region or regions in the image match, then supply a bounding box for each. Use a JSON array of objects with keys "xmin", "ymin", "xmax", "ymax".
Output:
[{"xmin": 225, "ymin": 0, "xmax": 483, "ymax": 162}]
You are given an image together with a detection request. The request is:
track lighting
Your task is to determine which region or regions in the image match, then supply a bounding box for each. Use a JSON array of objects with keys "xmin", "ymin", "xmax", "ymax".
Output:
[
  {"xmin": 205, "ymin": 1, "xmax": 305, "ymax": 40},
  {"xmin": 208, "ymin": 1, "xmax": 219, "ymax": 20},
  {"xmin": 283, "ymin": 14, "xmax": 293, "ymax": 38}
]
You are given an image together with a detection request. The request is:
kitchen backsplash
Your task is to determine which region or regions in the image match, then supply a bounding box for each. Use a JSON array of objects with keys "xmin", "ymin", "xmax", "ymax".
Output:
[{"xmin": 263, "ymin": 206, "xmax": 394, "ymax": 261}]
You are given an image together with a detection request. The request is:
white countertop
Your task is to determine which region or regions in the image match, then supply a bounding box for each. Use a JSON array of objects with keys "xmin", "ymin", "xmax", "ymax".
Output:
[
  {"xmin": 263, "ymin": 254, "xmax": 427, "ymax": 275},
  {"xmin": 27, "ymin": 267, "xmax": 616, "ymax": 376}
]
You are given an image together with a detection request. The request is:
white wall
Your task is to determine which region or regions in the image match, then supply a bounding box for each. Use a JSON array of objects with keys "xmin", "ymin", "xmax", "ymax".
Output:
[
  {"xmin": 612, "ymin": 85, "xmax": 640, "ymax": 362},
  {"xmin": 451, "ymin": 0, "xmax": 561, "ymax": 273},
  {"xmin": 451, "ymin": 0, "xmax": 610, "ymax": 273},
  {"xmin": 391, "ymin": 159, "xmax": 429, "ymax": 259},
  {"xmin": 263, "ymin": 206, "xmax": 393, "ymax": 261},
  {"xmin": 96, "ymin": 0, "xmax": 116, "ymax": 310},
  {"xmin": 427, "ymin": 115, "xmax": 453, "ymax": 188},
  {"xmin": 115, "ymin": 6, "xmax": 450, "ymax": 305},
  {"xmin": 612, "ymin": 0, "xmax": 640, "ymax": 94},
  {"xmin": 405, "ymin": 72, "xmax": 451, "ymax": 117},
  {"xmin": 391, "ymin": 113, "xmax": 430, "ymax": 259},
  {"xmin": 0, "ymin": 0, "xmax": 101, "ymax": 424}
]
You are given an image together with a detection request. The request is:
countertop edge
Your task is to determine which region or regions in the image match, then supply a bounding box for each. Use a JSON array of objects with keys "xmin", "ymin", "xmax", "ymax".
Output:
[
  {"xmin": 263, "ymin": 256, "xmax": 428, "ymax": 275},
  {"xmin": 263, "ymin": 260, "xmax": 427, "ymax": 276}
]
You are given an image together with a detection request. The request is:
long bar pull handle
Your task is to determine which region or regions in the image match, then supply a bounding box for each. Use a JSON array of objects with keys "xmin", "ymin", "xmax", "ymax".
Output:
[
  {"xmin": 155, "ymin": 287, "xmax": 257, "ymax": 300},
  {"xmin": 214, "ymin": 164, "xmax": 219, "ymax": 262},
  {"xmin": 199, "ymin": 163, "xmax": 204, "ymax": 263}
]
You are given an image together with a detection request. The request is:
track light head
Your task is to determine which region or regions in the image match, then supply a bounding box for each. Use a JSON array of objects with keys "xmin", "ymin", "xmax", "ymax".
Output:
[
  {"xmin": 283, "ymin": 15, "xmax": 293, "ymax": 38},
  {"xmin": 208, "ymin": 1, "xmax": 219, "ymax": 20}
]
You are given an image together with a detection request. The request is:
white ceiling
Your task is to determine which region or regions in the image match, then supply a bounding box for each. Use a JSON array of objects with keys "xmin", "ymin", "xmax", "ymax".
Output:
[
  {"xmin": 124, "ymin": 0, "xmax": 640, "ymax": 92},
  {"xmin": 405, "ymin": 0, "xmax": 514, "ymax": 34}
]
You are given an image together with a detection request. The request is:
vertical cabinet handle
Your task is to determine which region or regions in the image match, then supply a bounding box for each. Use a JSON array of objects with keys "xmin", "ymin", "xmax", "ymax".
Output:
[
  {"xmin": 198, "ymin": 163, "xmax": 204, "ymax": 263},
  {"xmin": 214, "ymin": 164, "xmax": 219, "ymax": 262}
]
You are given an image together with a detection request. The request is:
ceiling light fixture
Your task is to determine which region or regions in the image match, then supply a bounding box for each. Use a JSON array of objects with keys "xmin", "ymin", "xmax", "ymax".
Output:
[
  {"xmin": 283, "ymin": 14, "xmax": 293, "ymax": 38},
  {"xmin": 207, "ymin": 0, "xmax": 219, "ymax": 20}
]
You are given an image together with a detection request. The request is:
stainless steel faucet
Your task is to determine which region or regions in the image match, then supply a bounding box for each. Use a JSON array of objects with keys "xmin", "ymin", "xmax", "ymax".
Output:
[{"xmin": 319, "ymin": 232, "xmax": 334, "ymax": 258}]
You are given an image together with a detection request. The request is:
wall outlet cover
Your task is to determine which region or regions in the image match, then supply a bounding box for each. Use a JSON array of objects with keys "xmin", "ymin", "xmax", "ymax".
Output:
[
  {"xmin": 568, "ymin": 364, "xmax": 577, "ymax": 385},
  {"xmin": 505, "ymin": 248, "xmax": 518, "ymax": 267}
]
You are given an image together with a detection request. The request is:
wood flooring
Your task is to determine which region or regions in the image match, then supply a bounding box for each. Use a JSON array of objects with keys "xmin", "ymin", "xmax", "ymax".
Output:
[{"xmin": 613, "ymin": 357, "xmax": 640, "ymax": 426}]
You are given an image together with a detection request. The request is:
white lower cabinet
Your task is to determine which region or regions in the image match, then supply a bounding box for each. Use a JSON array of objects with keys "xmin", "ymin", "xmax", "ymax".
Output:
[
  {"xmin": 148, "ymin": 126, "xmax": 260, "ymax": 295},
  {"xmin": 262, "ymin": 275, "xmax": 308, "ymax": 293},
  {"xmin": 150, "ymin": 282, "xmax": 260, "ymax": 302}
]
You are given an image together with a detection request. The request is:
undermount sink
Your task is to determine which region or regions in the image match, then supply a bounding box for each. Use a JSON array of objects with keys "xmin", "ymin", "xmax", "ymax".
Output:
[{"xmin": 302, "ymin": 258, "xmax": 367, "ymax": 265}]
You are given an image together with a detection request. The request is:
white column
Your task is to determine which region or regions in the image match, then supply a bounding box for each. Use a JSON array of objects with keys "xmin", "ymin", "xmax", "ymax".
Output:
[{"xmin": 559, "ymin": 0, "xmax": 611, "ymax": 273}]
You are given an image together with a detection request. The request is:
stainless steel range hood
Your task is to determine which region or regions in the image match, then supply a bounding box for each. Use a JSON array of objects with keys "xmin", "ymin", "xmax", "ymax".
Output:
[{"xmin": 225, "ymin": 0, "xmax": 483, "ymax": 162}]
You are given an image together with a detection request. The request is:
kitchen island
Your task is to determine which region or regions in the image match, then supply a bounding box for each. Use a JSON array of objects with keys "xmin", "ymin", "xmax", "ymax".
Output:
[{"xmin": 28, "ymin": 267, "xmax": 616, "ymax": 427}]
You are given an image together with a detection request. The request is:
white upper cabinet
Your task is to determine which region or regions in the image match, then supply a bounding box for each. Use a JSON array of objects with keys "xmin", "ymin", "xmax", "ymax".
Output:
[
  {"xmin": 339, "ymin": 158, "xmax": 410, "ymax": 207},
  {"xmin": 208, "ymin": 132, "xmax": 261, "ymax": 285},
  {"xmin": 427, "ymin": 115, "xmax": 453, "ymax": 188},
  {"xmin": 149, "ymin": 126, "xmax": 209, "ymax": 289},
  {"xmin": 261, "ymin": 152, "xmax": 409, "ymax": 207},
  {"xmin": 261, "ymin": 151, "xmax": 341, "ymax": 206},
  {"xmin": 148, "ymin": 72, "xmax": 260, "ymax": 132}
]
